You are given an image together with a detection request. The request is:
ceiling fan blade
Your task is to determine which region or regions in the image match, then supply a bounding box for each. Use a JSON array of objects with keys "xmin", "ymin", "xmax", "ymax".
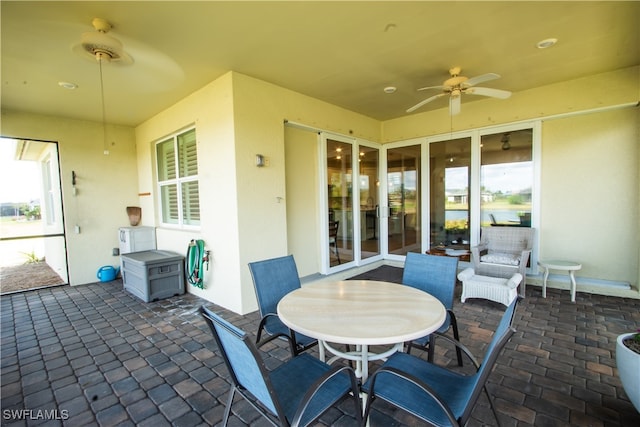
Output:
[
  {"xmin": 463, "ymin": 73, "xmax": 500, "ymax": 87},
  {"xmin": 406, "ymin": 93, "xmax": 445, "ymax": 113},
  {"xmin": 466, "ymin": 87, "xmax": 512, "ymax": 99},
  {"xmin": 417, "ymin": 85, "xmax": 445, "ymax": 92},
  {"xmin": 449, "ymin": 95, "xmax": 461, "ymax": 115}
]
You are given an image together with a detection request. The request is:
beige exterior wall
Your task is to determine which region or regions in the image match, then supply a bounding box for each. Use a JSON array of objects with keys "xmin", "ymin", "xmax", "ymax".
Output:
[
  {"xmin": 134, "ymin": 71, "xmax": 379, "ymax": 314},
  {"xmin": 284, "ymin": 126, "xmax": 321, "ymax": 277},
  {"xmin": 540, "ymin": 107, "xmax": 638, "ymax": 283},
  {"xmin": 1, "ymin": 110, "xmax": 138, "ymax": 285},
  {"xmin": 134, "ymin": 72, "xmax": 242, "ymax": 311}
]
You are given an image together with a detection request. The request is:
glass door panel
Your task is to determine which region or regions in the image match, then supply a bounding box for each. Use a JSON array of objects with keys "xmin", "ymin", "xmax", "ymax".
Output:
[
  {"xmin": 480, "ymin": 130, "xmax": 533, "ymax": 227},
  {"xmin": 429, "ymin": 137, "xmax": 471, "ymax": 251},
  {"xmin": 327, "ymin": 139, "xmax": 354, "ymax": 266},
  {"xmin": 358, "ymin": 146, "xmax": 379, "ymax": 260},
  {"xmin": 387, "ymin": 145, "xmax": 421, "ymax": 255}
]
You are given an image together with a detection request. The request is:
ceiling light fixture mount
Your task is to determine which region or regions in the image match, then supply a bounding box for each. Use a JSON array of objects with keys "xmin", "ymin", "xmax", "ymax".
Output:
[
  {"xmin": 58, "ymin": 81, "xmax": 78, "ymax": 90},
  {"xmin": 536, "ymin": 38, "xmax": 558, "ymax": 49}
]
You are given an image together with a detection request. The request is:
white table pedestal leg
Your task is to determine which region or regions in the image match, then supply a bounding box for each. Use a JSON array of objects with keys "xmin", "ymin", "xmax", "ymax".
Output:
[
  {"xmin": 318, "ymin": 339, "xmax": 326, "ymax": 362},
  {"xmin": 570, "ymin": 271, "xmax": 577, "ymax": 303},
  {"xmin": 361, "ymin": 345, "xmax": 369, "ymax": 383},
  {"xmin": 542, "ymin": 266, "xmax": 549, "ymax": 298}
]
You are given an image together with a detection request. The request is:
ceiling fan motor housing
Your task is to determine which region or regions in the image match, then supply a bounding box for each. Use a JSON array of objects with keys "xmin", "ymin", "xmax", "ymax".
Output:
[{"xmin": 81, "ymin": 31, "xmax": 123, "ymax": 61}]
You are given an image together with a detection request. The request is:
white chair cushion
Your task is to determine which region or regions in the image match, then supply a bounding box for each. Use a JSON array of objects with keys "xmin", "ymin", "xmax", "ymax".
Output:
[{"xmin": 481, "ymin": 252, "xmax": 521, "ymax": 266}]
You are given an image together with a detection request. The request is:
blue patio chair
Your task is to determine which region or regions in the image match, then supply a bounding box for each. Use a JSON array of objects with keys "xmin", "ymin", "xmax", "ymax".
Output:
[
  {"xmin": 361, "ymin": 297, "xmax": 519, "ymax": 427},
  {"xmin": 402, "ymin": 252, "xmax": 463, "ymax": 366},
  {"xmin": 248, "ymin": 255, "xmax": 317, "ymax": 356},
  {"xmin": 201, "ymin": 306, "xmax": 361, "ymax": 427}
]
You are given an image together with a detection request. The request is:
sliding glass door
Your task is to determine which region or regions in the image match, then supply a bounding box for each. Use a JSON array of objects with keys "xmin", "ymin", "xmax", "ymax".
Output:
[
  {"xmin": 358, "ymin": 145, "xmax": 380, "ymax": 261},
  {"xmin": 480, "ymin": 130, "xmax": 533, "ymax": 228},
  {"xmin": 387, "ymin": 145, "xmax": 421, "ymax": 255},
  {"xmin": 429, "ymin": 137, "xmax": 471, "ymax": 251},
  {"xmin": 325, "ymin": 136, "xmax": 380, "ymax": 270},
  {"xmin": 327, "ymin": 138, "xmax": 354, "ymax": 266},
  {"xmin": 317, "ymin": 123, "xmax": 536, "ymax": 271}
]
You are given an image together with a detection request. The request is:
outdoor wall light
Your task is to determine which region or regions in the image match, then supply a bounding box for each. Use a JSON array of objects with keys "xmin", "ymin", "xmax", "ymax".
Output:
[{"xmin": 256, "ymin": 154, "xmax": 265, "ymax": 167}]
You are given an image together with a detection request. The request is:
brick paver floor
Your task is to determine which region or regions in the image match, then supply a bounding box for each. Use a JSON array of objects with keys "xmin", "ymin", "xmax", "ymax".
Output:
[{"xmin": 1, "ymin": 270, "xmax": 639, "ymax": 426}]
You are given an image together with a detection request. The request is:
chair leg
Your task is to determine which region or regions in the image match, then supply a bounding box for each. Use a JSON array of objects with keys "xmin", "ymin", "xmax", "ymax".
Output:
[
  {"xmin": 405, "ymin": 341, "xmax": 414, "ymax": 355},
  {"xmin": 427, "ymin": 334, "xmax": 436, "ymax": 363},
  {"xmin": 333, "ymin": 243, "xmax": 341, "ymax": 264},
  {"xmin": 289, "ymin": 331, "xmax": 301, "ymax": 357},
  {"xmin": 485, "ymin": 384, "xmax": 502, "ymax": 427},
  {"xmin": 450, "ymin": 312, "xmax": 463, "ymax": 367},
  {"xmin": 222, "ymin": 385, "xmax": 236, "ymax": 427}
]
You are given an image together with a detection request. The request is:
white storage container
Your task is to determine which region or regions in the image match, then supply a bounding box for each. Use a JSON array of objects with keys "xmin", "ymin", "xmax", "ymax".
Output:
[
  {"xmin": 119, "ymin": 226, "xmax": 156, "ymax": 255},
  {"xmin": 121, "ymin": 250, "xmax": 185, "ymax": 302}
]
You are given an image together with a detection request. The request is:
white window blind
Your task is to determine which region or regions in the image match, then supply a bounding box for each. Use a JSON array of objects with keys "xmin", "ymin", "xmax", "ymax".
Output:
[{"xmin": 156, "ymin": 128, "xmax": 200, "ymax": 227}]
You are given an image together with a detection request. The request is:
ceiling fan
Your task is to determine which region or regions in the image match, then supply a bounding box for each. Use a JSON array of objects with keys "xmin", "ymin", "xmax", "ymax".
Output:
[
  {"xmin": 71, "ymin": 18, "xmax": 183, "ymax": 92},
  {"xmin": 407, "ymin": 67, "xmax": 512, "ymax": 115},
  {"xmin": 72, "ymin": 18, "xmax": 133, "ymax": 65}
]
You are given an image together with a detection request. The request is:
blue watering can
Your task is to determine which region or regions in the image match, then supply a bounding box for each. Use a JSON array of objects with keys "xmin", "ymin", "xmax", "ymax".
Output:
[{"xmin": 97, "ymin": 265, "xmax": 120, "ymax": 282}]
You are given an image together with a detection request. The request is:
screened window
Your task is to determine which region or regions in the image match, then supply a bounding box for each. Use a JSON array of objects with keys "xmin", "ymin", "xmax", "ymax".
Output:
[{"xmin": 156, "ymin": 128, "xmax": 200, "ymax": 226}]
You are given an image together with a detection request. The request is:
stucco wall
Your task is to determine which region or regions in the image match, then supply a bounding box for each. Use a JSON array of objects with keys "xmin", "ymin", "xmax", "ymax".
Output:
[
  {"xmin": 134, "ymin": 72, "xmax": 243, "ymax": 312},
  {"xmin": 284, "ymin": 126, "xmax": 321, "ymax": 277},
  {"xmin": 540, "ymin": 107, "xmax": 638, "ymax": 283},
  {"xmin": 134, "ymin": 71, "xmax": 379, "ymax": 314}
]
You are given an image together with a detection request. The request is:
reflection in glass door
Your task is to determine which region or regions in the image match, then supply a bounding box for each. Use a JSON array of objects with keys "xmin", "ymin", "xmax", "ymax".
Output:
[
  {"xmin": 358, "ymin": 145, "xmax": 379, "ymax": 260},
  {"xmin": 480, "ymin": 130, "xmax": 533, "ymax": 227},
  {"xmin": 387, "ymin": 145, "xmax": 421, "ymax": 255},
  {"xmin": 327, "ymin": 139, "xmax": 354, "ymax": 266},
  {"xmin": 429, "ymin": 137, "xmax": 471, "ymax": 252}
]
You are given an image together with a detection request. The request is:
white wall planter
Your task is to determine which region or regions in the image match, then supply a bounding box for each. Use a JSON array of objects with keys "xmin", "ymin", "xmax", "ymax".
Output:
[{"xmin": 616, "ymin": 333, "xmax": 640, "ymax": 412}]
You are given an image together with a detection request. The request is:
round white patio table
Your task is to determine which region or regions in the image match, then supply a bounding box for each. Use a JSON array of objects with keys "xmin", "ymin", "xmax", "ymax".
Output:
[
  {"xmin": 277, "ymin": 280, "xmax": 446, "ymax": 382},
  {"xmin": 538, "ymin": 260, "xmax": 582, "ymax": 303}
]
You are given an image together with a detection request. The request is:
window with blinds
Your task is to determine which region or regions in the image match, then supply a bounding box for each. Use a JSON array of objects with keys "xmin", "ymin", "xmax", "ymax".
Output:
[{"xmin": 156, "ymin": 128, "xmax": 200, "ymax": 227}]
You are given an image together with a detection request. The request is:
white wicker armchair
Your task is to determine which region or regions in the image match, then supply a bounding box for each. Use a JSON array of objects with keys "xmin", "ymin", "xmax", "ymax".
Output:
[{"xmin": 470, "ymin": 226, "xmax": 535, "ymax": 297}]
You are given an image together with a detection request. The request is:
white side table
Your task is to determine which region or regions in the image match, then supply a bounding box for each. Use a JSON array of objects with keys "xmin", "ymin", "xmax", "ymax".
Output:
[{"xmin": 538, "ymin": 260, "xmax": 582, "ymax": 302}]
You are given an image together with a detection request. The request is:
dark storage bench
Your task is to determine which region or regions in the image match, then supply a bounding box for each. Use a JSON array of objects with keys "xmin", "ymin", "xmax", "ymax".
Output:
[{"xmin": 121, "ymin": 250, "xmax": 185, "ymax": 302}]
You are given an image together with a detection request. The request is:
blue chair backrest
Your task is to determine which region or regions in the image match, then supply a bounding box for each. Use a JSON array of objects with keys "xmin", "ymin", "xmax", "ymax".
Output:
[
  {"xmin": 249, "ymin": 255, "xmax": 301, "ymax": 317},
  {"xmin": 460, "ymin": 297, "xmax": 518, "ymax": 422},
  {"xmin": 402, "ymin": 252, "xmax": 458, "ymax": 310},
  {"xmin": 201, "ymin": 306, "xmax": 277, "ymax": 415}
]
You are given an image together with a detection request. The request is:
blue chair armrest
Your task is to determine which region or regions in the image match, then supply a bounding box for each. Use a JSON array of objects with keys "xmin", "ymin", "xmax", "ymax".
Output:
[
  {"xmin": 291, "ymin": 364, "xmax": 361, "ymax": 427},
  {"xmin": 364, "ymin": 366, "xmax": 458, "ymax": 426}
]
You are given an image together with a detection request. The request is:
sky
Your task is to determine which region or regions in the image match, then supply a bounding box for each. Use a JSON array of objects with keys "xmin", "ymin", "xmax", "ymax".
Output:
[
  {"xmin": 447, "ymin": 162, "xmax": 533, "ymax": 193},
  {"xmin": 0, "ymin": 138, "xmax": 42, "ymax": 203}
]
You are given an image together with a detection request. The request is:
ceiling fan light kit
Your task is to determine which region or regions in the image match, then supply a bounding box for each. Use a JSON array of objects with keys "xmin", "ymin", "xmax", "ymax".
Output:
[{"xmin": 407, "ymin": 67, "xmax": 512, "ymax": 116}]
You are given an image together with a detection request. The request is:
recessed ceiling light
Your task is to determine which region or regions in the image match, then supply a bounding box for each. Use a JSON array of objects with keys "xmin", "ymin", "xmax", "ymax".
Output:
[
  {"xmin": 58, "ymin": 81, "xmax": 78, "ymax": 90},
  {"xmin": 384, "ymin": 86, "xmax": 397, "ymax": 94},
  {"xmin": 536, "ymin": 38, "xmax": 558, "ymax": 49}
]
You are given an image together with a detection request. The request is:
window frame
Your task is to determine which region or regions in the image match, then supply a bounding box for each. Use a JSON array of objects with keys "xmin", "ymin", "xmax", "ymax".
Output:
[{"xmin": 155, "ymin": 126, "xmax": 200, "ymax": 229}]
